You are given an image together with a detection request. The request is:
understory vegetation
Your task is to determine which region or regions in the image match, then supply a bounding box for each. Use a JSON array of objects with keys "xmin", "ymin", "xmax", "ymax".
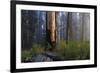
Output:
[
  {"xmin": 21, "ymin": 41, "xmax": 90, "ymax": 62},
  {"xmin": 55, "ymin": 40, "xmax": 90, "ymax": 60}
]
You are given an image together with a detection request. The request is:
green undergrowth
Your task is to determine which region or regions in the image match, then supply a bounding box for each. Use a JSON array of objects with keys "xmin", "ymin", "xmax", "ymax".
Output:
[{"xmin": 21, "ymin": 40, "xmax": 90, "ymax": 62}]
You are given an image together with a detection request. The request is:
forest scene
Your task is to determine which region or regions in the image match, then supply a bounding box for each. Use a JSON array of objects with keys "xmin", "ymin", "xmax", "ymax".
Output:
[{"xmin": 21, "ymin": 10, "xmax": 90, "ymax": 63}]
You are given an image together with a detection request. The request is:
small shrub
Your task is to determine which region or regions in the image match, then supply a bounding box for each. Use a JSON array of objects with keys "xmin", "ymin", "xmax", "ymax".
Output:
[
  {"xmin": 21, "ymin": 43, "xmax": 45, "ymax": 62},
  {"xmin": 79, "ymin": 42, "xmax": 90, "ymax": 59},
  {"xmin": 21, "ymin": 50, "xmax": 32, "ymax": 62},
  {"xmin": 30, "ymin": 44, "xmax": 45, "ymax": 56},
  {"xmin": 55, "ymin": 40, "xmax": 67, "ymax": 56},
  {"xmin": 64, "ymin": 41, "xmax": 81, "ymax": 60}
]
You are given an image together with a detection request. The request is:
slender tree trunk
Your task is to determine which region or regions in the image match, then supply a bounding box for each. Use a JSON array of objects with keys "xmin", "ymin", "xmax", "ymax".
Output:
[
  {"xmin": 80, "ymin": 13, "xmax": 84, "ymax": 41},
  {"xmin": 55, "ymin": 12, "xmax": 58, "ymax": 43},
  {"xmin": 67, "ymin": 12, "xmax": 72, "ymax": 41},
  {"xmin": 66, "ymin": 12, "xmax": 69, "ymax": 42}
]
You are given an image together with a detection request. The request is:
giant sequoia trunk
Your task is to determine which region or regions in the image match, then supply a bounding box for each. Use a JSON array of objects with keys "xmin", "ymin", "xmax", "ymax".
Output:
[
  {"xmin": 50, "ymin": 12, "xmax": 56, "ymax": 42},
  {"xmin": 47, "ymin": 11, "xmax": 56, "ymax": 49}
]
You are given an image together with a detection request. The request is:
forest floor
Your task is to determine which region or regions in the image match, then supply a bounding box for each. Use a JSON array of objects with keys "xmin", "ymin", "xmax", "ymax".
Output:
[
  {"xmin": 31, "ymin": 51, "xmax": 64, "ymax": 62},
  {"xmin": 22, "ymin": 41, "xmax": 90, "ymax": 62}
]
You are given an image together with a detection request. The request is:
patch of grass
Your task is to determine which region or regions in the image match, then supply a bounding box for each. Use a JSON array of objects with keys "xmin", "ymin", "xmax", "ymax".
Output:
[
  {"xmin": 54, "ymin": 40, "xmax": 90, "ymax": 60},
  {"xmin": 79, "ymin": 41, "xmax": 90, "ymax": 59},
  {"xmin": 21, "ymin": 41, "xmax": 90, "ymax": 62},
  {"xmin": 55, "ymin": 40, "xmax": 67, "ymax": 56},
  {"xmin": 21, "ymin": 50, "xmax": 32, "ymax": 62},
  {"xmin": 30, "ymin": 44, "xmax": 45, "ymax": 56},
  {"xmin": 21, "ymin": 44, "xmax": 45, "ymax": 62}
]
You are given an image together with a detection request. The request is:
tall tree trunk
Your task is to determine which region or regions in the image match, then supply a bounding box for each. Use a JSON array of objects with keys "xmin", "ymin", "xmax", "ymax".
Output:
[
  {"xmin": 48, "ymin": 12, "xmax": 56, "ymax": 42},
  {"xmin": 46, "ymin": 11, "xmax": 56, "ymax": 50},
  {"xmin": 66, "ymin": 12, "xmax": 69, "ymax": 42},
  {"xmin": 67, "ymin": 12, "xmax": 72, "ymax": 41},
  {"xmin": 80, "ymin": 13, "xmax": 84, "ymax": 42},
  {"xmin": 51, "ymin": 12, "xmax": 56, "ymax": 42},
  {"xmin": 55, "ymin": 12, "xmax": 58, "ymax": 43}
]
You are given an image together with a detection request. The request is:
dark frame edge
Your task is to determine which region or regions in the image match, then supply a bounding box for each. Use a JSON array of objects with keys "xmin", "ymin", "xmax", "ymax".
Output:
[
  {"xmin": 15, "ymin": 64, "xmax": 97, "ymax": 72},
  {"xmin": 10, "ymin": 0, "xmax": 97, "ymax": 72},
  {"xmin": 13, "ymin": 0, "xmax": 97, "ymax": 9},
  {"xmin": 94, "ymin": 6, "xmax": 97, "ymax": 67},
  {"xmin": 10, "ymin": 1, "xmax": 16, "ymax": 73}
]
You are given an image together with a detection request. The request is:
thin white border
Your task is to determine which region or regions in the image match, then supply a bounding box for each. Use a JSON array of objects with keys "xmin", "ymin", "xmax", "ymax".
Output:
[{"xmin": 16, "ymin": 4, "xmax": 94, "ymax": 69}]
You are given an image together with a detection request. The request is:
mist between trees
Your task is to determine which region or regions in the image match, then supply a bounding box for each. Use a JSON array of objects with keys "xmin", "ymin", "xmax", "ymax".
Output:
[{"xmin": 21, "ymin": 10, "xmax": 90, "ymax": 62}]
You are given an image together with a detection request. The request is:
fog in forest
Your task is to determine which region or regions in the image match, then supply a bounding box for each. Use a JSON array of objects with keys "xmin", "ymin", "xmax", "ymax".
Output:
[{"xmin": 21, "ymin": 10, "xmax": 90, "ymax": 62}]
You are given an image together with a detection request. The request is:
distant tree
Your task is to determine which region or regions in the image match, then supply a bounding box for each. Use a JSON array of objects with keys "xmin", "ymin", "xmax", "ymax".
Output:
[
  {"xmin": 67, "ymin": 12, "xmax": 73, "ymax": 41},
  {"xmin": 21, "ymin": 10, "xmax": 35, "ymax": 50}
]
